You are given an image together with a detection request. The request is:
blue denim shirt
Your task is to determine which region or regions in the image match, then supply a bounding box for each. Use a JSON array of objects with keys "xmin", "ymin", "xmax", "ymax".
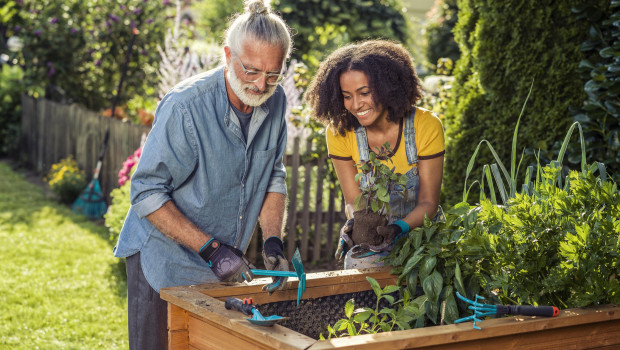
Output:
[{"xmin": 113, "ymin": 66, "xmax": 288, "ymax": 292}]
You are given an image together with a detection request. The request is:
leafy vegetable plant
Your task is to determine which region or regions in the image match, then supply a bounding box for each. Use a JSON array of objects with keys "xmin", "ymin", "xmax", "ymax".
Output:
[{"xmin": 320, "ymin": 277, "xmax": 426, "ymax": 339}]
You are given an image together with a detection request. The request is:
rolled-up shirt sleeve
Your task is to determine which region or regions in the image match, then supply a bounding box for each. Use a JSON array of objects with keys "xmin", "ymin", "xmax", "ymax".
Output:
[
  {"xmin": 266, "ymin": 103, "xmax": 288, "ymax": 195},
  {"xmin": 130, "ymin": 99, "xmax": 198, "ymax": 218}
]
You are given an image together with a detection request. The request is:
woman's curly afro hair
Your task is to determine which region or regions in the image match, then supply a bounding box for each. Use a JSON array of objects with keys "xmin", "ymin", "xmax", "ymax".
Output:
[{"xmin": 304, "ymin": 39, "xmax": 422, "ymax": 136}]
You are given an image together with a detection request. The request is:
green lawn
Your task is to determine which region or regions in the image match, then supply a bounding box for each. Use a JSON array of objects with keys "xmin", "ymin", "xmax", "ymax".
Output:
[{"xmin": 0, "ymin": 161, "xmax": 128, "ymax": 349}]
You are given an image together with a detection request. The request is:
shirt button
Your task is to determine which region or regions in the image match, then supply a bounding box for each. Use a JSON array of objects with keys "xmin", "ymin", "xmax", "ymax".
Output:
[{"xmin": 239, "ymin": 216, "xmax": 242, "ymax": 219}]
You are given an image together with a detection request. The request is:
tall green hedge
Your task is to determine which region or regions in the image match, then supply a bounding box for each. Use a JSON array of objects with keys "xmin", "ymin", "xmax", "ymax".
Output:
[
  {"xmin": 441, "ymin": 0, "xmax": 607, "ymax": 206},
  {"xmin": 572, "ymin": 2, "xmax": 619, "ymax": 181}
]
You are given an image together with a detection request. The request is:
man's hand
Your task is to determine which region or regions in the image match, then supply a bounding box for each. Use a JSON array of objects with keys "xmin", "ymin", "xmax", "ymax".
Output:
[
  {"xmin": 335, "ymin": 218, "xmax": 354, "ymax": 262},
  {"xmin": 199, "ymin": 239, "xmax": 254, "ymax": 282},
  {"xmin": 261, "ymin": 236, "xmax": 288, "ymax": 294}
]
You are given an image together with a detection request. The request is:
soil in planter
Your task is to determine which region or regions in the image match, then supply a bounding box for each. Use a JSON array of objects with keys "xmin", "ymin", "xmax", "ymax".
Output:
[
  {"xmin": 257, "ymin": 289, "xmax": 397, "ymax": 339},
  {"xmin": 351, "ymin": 210, "xmax": 387, "ymax": 246}
]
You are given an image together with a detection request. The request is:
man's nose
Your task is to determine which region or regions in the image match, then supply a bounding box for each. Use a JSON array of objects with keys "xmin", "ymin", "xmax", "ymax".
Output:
[{"xmin": 254, "ymin": 74, "xmax": 267, "ymax": 91}]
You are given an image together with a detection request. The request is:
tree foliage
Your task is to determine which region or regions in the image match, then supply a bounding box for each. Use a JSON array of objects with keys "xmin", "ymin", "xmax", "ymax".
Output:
[
  {"xmin": 441, "ymin": 0, "xmax": 606, "ymax": 206},
  {"xmin": 5, "ymin": 0, "xmax": 175, "ymax": 111},
  {"xmin": 571, "ymin": 2, "xmax": 620, "ymax": 182},
  {"xmin": 274, "ymin": 0, "xmax": 409, "ymax": 69},
  {"xmin": 423, "ymin": 0, "xmax": 460, "ymax": 71}
]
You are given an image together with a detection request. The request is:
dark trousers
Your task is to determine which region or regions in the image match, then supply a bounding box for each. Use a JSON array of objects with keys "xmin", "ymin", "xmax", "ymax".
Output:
[{"xmin": 126, "ymin": 252, "xmax": 168, "ymax": 350}]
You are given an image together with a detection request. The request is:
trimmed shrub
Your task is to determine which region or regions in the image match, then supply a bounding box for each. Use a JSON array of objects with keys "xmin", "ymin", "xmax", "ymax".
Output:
[{"xmin": 441, "ymin": 0, "xmax": 607, "ymax": 206}]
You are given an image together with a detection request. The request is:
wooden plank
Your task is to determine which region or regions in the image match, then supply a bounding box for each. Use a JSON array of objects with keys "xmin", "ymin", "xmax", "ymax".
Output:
[
  {"xmin": 286, "ymin": 137, "xmax": 300, "ymax": 258},
  {"xmin": 169, "ymin": 330, "xmax": 189, "ymax": 350},
  {"xmin": 325, "ymin": 188, "xmax": 336, "ymax": 259},
  {"xmin": 181, "ymin": 268, "xmax": 398, "ymax": 305},
  {"xmin": 300, "ymin": 140, "xmax": 312, "ymax": 260},
  {"xmin": 168, "ymin": 304, "xmax": 189, "ymax": 350},
  {"xmin": 312, "ymin": 155, "xmax": 325, "ymax": 262},
  {"xmin": 188, "ymin": 315, "xmax": 268, "ymax": 350},
  {"xmin": 245, "ymin": 224, "xmax": 262, "ymax": 265}
]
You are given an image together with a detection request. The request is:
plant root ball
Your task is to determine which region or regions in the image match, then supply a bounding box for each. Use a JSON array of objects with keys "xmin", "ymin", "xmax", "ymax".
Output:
[{"xmin": 351, "ymin": 210, "xmax": 387, "ymax": 246}]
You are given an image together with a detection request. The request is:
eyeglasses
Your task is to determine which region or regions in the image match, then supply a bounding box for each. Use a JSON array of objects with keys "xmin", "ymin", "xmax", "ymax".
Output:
[{"xmin": 233, "ymin": 56, "xmax": 285, "ymax": 86}]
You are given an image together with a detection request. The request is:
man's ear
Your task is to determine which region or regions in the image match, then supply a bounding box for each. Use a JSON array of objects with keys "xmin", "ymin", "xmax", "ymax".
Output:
[{"xmin": 224, "ymin": 46, "xmax": 232, "ymax": 66}]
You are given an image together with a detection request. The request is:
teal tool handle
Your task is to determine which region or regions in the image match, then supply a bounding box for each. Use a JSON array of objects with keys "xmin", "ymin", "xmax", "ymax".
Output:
[{"xmin": 250, "ymin": 269, "xmax": 297, "ymax": 278}]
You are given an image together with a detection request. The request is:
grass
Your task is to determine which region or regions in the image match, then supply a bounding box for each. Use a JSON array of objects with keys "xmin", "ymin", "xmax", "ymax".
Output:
[{"xmin": 0, "ymin": 161, "xmax": 128, "ymax": 349}]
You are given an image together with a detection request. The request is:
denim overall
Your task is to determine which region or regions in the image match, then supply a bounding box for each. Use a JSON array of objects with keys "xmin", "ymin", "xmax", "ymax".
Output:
[{"xmin": 344, "ymin": 108, "xmax": 420, "ymax": 269}]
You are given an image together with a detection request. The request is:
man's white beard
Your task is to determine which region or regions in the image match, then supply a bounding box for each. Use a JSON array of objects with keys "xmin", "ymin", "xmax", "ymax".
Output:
[{"xmin": 227, "ymin": 64, "xmax": 277, "ymax": 107}]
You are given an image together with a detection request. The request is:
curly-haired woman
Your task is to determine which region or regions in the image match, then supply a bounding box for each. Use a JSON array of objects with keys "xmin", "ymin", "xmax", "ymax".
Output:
[{"xmin": 305, "ymin": 40, "xmax": 445, "ymax": 269}]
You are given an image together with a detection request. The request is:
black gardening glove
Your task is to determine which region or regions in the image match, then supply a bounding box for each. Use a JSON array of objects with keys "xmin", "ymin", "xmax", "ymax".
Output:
[
  {"xmin": 199, "ymin": 238, "xmax": 255, "ymax": 282},
  {"xmin": 261, "ymin": 236, "xmax": 289, "ymax": 294},
  {"xmin": 335, "ymin": 218, "xmax": 354, "ymax": 262},
  {"xmin": 351, "ymin": 223, "xmax": 404, "ymax": 258}
]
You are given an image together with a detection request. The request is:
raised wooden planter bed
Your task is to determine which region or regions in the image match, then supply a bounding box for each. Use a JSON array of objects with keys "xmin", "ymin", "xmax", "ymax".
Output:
[{"xmin": 161, "ymin": 268, "xmax": 620, "ymax": 349}]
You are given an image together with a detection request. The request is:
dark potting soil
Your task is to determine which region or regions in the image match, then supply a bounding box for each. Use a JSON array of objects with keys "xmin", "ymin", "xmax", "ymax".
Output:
[
  {"xmin": 256, "ymin": 289, "xmax": 398, "ymax": 340},
  {"xmin": 351, "ymin": 210, "xmax": 387, "ymax": 246}
]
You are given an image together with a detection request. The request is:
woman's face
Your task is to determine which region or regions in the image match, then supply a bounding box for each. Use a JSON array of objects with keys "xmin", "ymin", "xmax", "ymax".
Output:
[{"xmin": 339, "ymin": 70, "xmax": 387, "ymax": 127}]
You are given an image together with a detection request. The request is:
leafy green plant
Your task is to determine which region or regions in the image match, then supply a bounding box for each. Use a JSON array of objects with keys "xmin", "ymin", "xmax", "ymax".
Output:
[
  {"xmin": 570, "ymin": 2, "xmax": 620, "ymax": 182},
  {"xmin": 383, "ymin": 203, "xmax": 489, "ymax": 327},
  {"xmin": 353, "ymin": 143, "xmax": 408, "ymax": 215},
  {"xmin": 104, "ymin": 181, "xmax": 131, "ymax": 244},
  {"xmin": 44, "ymin": 156, "xmax": 87, "ymax": 204},
  {"xmin": 481, "ymin": 163, "xmax": 620, "ymax": 308},
  {"xmin": 0, "ymin": 64, "xmax": 24, "ymax": 155},
  {"xmin": 104, "ymin": 147, "xmax": 141, "ymax": 243},
  {"xmin": 320, "ymin": 277, "xmax": 425, "ymax": 339}
]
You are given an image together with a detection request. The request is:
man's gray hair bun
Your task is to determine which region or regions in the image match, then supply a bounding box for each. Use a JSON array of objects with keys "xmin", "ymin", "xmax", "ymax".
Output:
[{"xmin": 245, "ymin": 0, "xmax": 270, "ymax": 15}]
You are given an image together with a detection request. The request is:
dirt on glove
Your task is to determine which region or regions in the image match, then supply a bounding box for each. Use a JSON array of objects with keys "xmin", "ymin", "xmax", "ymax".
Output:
[{"xmin": 351, "ymin": 210, "xmax": 387, "ymax": 246}]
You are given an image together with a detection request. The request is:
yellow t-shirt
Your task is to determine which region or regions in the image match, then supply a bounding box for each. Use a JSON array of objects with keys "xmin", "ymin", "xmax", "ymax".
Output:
[{"xmin": 326, "ymin": 107, "xmax": 445, "ymax": 174}]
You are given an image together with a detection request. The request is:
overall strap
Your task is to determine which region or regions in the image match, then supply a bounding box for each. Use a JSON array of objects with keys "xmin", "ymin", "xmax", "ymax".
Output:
[
  {"xmin": 404, "ymin": 107, "xmax": 418, "ymax": 165},
  {"xmin": 354, "ymin": 126, "xmax": 370, "ymax": 161}
]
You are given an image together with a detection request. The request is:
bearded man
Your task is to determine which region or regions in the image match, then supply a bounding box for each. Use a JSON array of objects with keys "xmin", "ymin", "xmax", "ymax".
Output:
[{"xmin": 113, "ymin": 1, "xmax": 293, "ymax": 348}]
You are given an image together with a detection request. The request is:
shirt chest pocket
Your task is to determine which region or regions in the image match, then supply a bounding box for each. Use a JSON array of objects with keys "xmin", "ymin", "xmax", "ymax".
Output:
[{"xmin": 249, "ymin": 146, "xmax": 277, "ymax": 192}]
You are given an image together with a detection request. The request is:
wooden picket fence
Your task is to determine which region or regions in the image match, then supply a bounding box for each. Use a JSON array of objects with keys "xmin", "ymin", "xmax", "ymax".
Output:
[{"xmin": 20, "ymin": 96, "xmax": 346, "ymax": 266}]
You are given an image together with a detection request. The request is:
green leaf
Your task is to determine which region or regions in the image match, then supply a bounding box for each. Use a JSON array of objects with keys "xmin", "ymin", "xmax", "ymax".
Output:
[
  {"xmin": 383, "ymin": 295, "xmax": 395, "ymax": 304},
  {"xmin": 419, "ymin": 256, "xmax": 437, "ymax": 280},
  {"xmin": 344, "ymin": 299, "xmax": 355, "ymax": 318},
  {"xmin": 406, "ymin": 268, "xmax": 419, "ymax": 297},
  {"xmin": 454, "ymin": 261, "xmax": 466, "ymax": 296},
  {"xmin": 422, "ymin": 270, "xmax": 443, "ymax": 303},
  {"xmin": 353, "ymin": 310, "xmax": 372, "ymax": 323},
  {"xmin": 367, "ymin": 276, "xmax": 382, "ymax": 297},
  {"xmin": 443, "ymin": 289, "xmax": 459, "ymax": 324},
  {"xmin": 347, "ymin": 322, "xmax": 356, "ymax": 336},
  {"xmin": 383, "ymin": 285, "xmax": 400, "ymax": 295},
  {"xmin": 402, "ymin": 252, "xmax": 424, "ymax": 276}
]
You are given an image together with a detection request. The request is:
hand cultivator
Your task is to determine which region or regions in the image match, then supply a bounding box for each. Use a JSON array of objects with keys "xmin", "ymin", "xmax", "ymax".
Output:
[
  {"xmin": 251, "ymin": 248, "xmax": 306, "ymax": 305},
  {"xmin": 455, "ymin": 292, "xmax": 559, "ymax": 330}
]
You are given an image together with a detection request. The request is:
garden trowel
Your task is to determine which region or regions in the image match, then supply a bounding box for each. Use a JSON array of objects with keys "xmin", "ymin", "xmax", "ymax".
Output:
[{"xmin": 225, "ymin": 297, "xmax": 288, "ymax": 327}]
